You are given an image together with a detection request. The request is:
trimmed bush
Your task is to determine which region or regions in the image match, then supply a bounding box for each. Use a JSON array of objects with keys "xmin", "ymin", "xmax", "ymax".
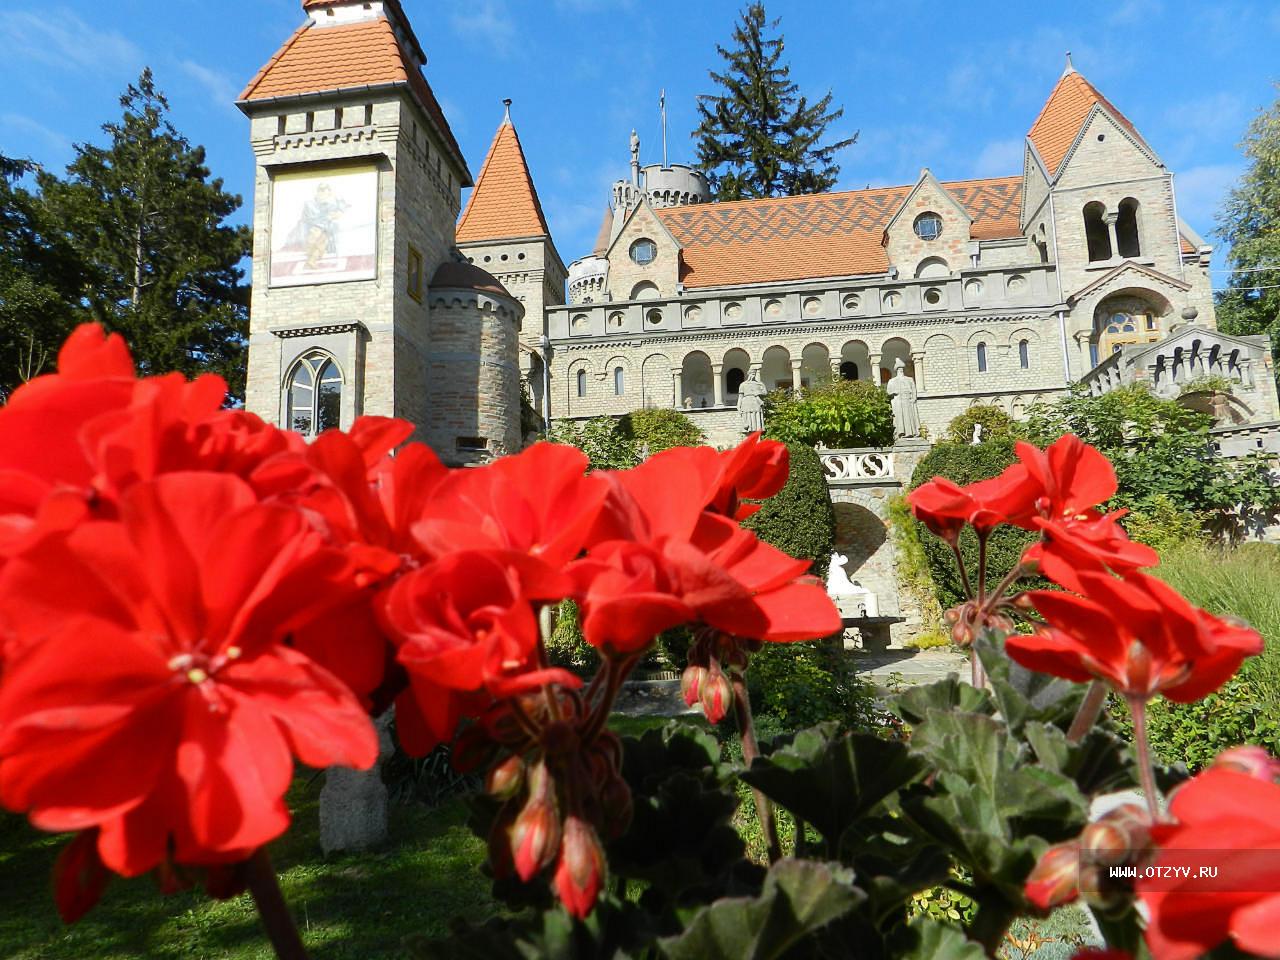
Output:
[
  {"xmin": 743, "ymin": 442, "xmax": 835, "ymax": 580},
  {"xmin": 944, "ymin": 403, "xmax": 1019, "ymax": 445},
  {"xmin": 1122, "ymin": 494, "xmax": 1202, "ymax": 554},
  {"xmin": 764, "ymin": 378, "xmax": 893, "ymax": 449},
  {"xmin": 623, "ymin": 407, "xmax": 705, "ymax": 454},
  {"xmin": 747, "ymin": 640, "xmax": 876, "ymax": 731},
  {"xmin": 907, "ymin": 439, "xmax": 1039, "ymax": 609},
  {"xmin": 547, "ymin": 409, "xmax": 704, "ymax": 470},
  {"xmin": 545, "ymin": 600, "xmax": 598, "ymax": 674}
]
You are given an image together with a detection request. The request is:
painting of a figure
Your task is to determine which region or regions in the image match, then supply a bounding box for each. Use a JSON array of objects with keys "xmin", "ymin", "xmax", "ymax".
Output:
[{"xmin": 270, "ymin": 165, "xmax": 377, "ymax": 286}]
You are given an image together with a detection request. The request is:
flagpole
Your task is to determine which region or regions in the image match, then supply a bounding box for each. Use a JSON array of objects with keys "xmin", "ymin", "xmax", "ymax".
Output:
[{"xmin": 660, "ymin": 89, "xmax": 668, "ymax": 167}]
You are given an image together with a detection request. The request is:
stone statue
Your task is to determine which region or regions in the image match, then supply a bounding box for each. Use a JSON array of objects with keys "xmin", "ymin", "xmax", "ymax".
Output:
[
  {"xmin": 886, "ymin": 358, "xmax": 921, "ymax": 439},
  {"xmin": 971, "ymin": 423, "xmax": 984, "ymax": 445},
  {"xmin": 736, "ymin": 369, "xmax": 767, "ymax": 433},
  {"xmin": 825, "ymin": 553, "xmax": 879, "ymax": 618},
  {"xmin": 629, "ymin": 129, "xmax": 640, "ymax": 164}
]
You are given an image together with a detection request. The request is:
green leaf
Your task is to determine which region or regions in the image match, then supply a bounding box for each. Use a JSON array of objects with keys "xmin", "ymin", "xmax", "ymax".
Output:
[
  {"xmin": 657, "ymin": 859, "xmax": 865, "ymax": 960},
  {"xmin": 974, "ymin": 633, "xmax": 1084, "ymax": 734},
  {"xmin": 740, "ymin": 724, "xmax": 926, "ymax": 845},
  {"xmin": 898, "ymin": 918, "xmax": 988, "ymax": 960},
  {"xmin": 890, "ymin": 676, "xmax": 993, "ymax": 727}
]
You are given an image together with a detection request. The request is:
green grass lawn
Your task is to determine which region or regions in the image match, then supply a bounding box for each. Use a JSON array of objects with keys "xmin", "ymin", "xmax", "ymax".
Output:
[{"xmin": 0, "ymin": 776, "xmax": 502, "ymax": 960}]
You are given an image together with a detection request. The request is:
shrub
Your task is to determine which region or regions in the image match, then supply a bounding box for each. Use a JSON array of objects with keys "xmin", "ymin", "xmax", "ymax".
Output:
[
  {"xmin": 546, "ymin": 416, "xmax": 639, "ymax": 470},
  {"xmin": 887, "ymin": 495, "xmax": 945, "ymax": 636},
  {"xmin": 747, "ymin": 640, "xmax": 877, "ymax": 731},
  {"xmin": 907, "ymin": 439, "xmax": 1039, "ymax": 609},
  {"xmin": 744, "ymin": 442, "xmax": 835, "ymax": 579},
  {"xmin": 623, "ymin": 407, "xmax": 705, "ymax": 454},
  {"xmin": 764, "ymin": 378, "xmax": 893, "ymax": 449},
  {"xmin": 545, "ymin": 599, "xmax": 598, "ymax": 674},
  {"xmin": 1121, "ymin": 493, "xmax": 1203, "ymax": 553},
  {"xmin": 944, "ymin": 403, "xmax": 1019, "ymax": 445}
]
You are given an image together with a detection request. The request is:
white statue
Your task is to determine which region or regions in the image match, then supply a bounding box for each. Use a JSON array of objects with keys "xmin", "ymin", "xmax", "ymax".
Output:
[
  {"xmin": 971, "ymin": 422, "xmax": 984, "ymax": 445},
  {"xmin": 736, "ymin": 369, "xmax": 767, "ymax": 434},
  {"xmin": 886, "ymin": 357, "xmax": 921, "ymax": 439},
  {"xmin": 825, "ymin": 553, "xmax": 879, "ymax": 618}
]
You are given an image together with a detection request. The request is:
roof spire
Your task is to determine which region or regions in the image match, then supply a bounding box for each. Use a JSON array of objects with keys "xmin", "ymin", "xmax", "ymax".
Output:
[
  {"xmin": 502, "ymin": 98, "xmax": 512, "ymax": 124},
  {"xmin": 1063, "ymin": 51, "xmax": 1076, "ymax": 75}
]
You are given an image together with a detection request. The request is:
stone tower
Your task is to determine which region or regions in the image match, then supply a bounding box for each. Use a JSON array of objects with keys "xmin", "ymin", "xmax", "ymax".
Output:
[
  {"xmin": 455, "ymin": 103, "xmax": 566, "ymax": 429},
  {"xmin": 238, "ymin": 0, "xmax": 524, "ymax": 461}
]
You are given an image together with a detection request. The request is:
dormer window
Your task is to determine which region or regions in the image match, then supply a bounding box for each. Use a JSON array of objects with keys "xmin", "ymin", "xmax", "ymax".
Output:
[
  {"xmin": 629, "ymin": 238, "xmax": 657, "ymax": 266},
  {"xmin": 913, "ymin": 213, "xmax": 943, "ymax": 241}
]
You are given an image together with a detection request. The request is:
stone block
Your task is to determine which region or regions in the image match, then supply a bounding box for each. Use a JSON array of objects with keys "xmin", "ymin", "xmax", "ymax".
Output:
[{"xmin": 319, "ymin": 711, "xmax": 394, "ymax": 855}]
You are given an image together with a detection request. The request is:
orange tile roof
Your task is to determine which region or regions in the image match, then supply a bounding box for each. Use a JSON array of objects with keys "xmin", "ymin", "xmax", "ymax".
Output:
[
  {"xmin": 657, "ymin": 176, "xmax": 1023, "ymax": 289},
  {"xmin": 1027, "ymin": 70, "xmax": 1147, "ymax": 178},
  {"xmin": 456, "ymin": 119, "xmax": 552, "ymax": 243},
  {"xmin": 239, "ymin": 17, "xmax": 469, "ymax": 184}
]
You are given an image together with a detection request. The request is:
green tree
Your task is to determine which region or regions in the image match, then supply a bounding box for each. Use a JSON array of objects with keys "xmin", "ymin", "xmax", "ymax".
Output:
[
  {"xmin": 0, "ymin": 154, "xmax": 82, "ymax": 398},
  {"xmin": 1027, "ymin": 384, "xmax": 1280, "ymax": 539},
  {"xmin": 693, "ymin": 3, "xmax": 857, "ymax": 200},
  {"xmin": 764, "ymin": 378, "xmax": 893, "ymax": 448},
  {"xmin": 37, "ymin": 69, "xmax": 252, "ymax": 398},
  {"xmin": 1215, "ymin": 85, "xmax": 1280, "ymax": 380}
]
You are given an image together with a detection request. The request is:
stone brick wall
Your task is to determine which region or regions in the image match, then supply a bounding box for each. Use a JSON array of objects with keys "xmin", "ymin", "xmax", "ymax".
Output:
[{"xmin": 604, "ymin": 201, "xmax": 681, "ymax": 301}]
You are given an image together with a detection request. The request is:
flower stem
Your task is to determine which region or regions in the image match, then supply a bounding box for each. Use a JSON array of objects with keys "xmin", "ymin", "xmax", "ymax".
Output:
[
  {"xmin": 1067, "ymin": 681, "xmax": 1108, "ymax": 744},
  {"xmin": 245, "ymin": 849, "xmax": 309, "ymax": 960},
  {"xmin": 976, "ymin": 532, "xmax": 989, "ymax": 603},
  {"xmin": 1127, "ymin": 696, "xmax": 1163, "ymax": 823},
  {"xmin": 948, "ymin": 541, "xmax": 975, "ymax": 600},
  {"xmin": 730, "ymin": 671, "xmax": 781, "ymax": 863}
]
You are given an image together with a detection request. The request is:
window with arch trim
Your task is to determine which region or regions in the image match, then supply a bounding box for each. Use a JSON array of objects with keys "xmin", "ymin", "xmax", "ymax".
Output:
[
  {"xmin": 976, "ymin": 342, "xmax": 988, "ymax": 374},
  {"xmin": 287, "ymin": 352, "xmax": 342, "ymax": 437},
  {"xmin": 613, "ymin": 366, "xmax": 625, "ymax": 395},
  {"xmin": 1018, "ymin": 339, "xmax": 1030, "ymax": 369},
  {"xmin": 1116, "ymin": 198, "xmax": 1141, "ymax": 258},
  {"xmin": 1083, "ymin": 202, "xmax": 1112, "ymax": 262},
  {"xmin": 576, "ymin": 369, "xmax": 587, "ymax": 398},
  {"xmin": 726, "ymin": 367, "xmax": 747, "ymax": 396}
]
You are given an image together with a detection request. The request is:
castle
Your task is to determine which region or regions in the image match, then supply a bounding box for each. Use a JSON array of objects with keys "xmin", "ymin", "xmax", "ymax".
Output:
[{"xmin": 239, "ymin": 0, "xmax": 1279, "ymax": 462}]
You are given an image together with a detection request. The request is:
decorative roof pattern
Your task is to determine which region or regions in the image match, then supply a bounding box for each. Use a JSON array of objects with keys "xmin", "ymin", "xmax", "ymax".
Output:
[
  {"xmin": 456, "ymin": 119, "xmax": 552, "ymax": 243},
  {"xmin": 657, "ymin": 176, "xmax": 1022, "ymax": 289},
  {"xmin": 1027, "ymin": 70, "xmax": 1147, "ymax": 178},
  {"xmin": 239, "ymin": 17, "xmax": 469, "ymax": 184}
]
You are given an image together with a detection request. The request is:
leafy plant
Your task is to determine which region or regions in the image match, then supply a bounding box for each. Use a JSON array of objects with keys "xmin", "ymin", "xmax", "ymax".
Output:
[
  {"xmin": 744, "ymin": 442, "xmax": 835, "ymax": 579},
  {"xmin": 945, "ymin": 404, "xmax": 1020, "ymax": 445},
  {"xmin": 625, "ymin": 408, "xmax": 706, "ymax": 454},
  {"xmin": 1178, "ymin": 374, "xmax": 1234, "ymax": 396},
  {"xmin": 764, "ymin": 378, "xmax": 894, "ymax": 449}
]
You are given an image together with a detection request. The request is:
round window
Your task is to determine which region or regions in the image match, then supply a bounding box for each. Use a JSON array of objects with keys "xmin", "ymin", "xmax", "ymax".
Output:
[
  {"xmin": 913, "ymin": 213, "xmax": 943, "ymax": 241},
  {"xmin": 629, "ymin": 238, "xmax": 657, "ymax": 266}
]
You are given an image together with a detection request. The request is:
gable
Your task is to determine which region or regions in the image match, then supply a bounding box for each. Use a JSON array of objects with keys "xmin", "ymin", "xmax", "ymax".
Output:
[{"xmin": 1054, "ymin": 108, "xmax": 1164, "ymax": 187}]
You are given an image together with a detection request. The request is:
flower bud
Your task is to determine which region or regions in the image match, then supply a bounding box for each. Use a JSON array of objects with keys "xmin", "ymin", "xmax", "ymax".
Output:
[
  {"xmin": 1025, "ymin": 842, "xmax": 1079, "ymax": 910},
  {"xmin": 485, "ymin": 755, "xmax": 526, "ymax": 800},
  {"xmin": 1080, "ymin": 819, "xmax": 1132, "ymax": 867},
  {"xmin": 509, "ymin": 763, "xmax": 560, "ymax": 881},
  {"xmin": 681, "ymin": 664, "xmax": 707, "ymax": 707},
  {"xmin": 554, "ymin": 816, "xmax": 607, "ymax": 919},
  {"xmin": 699, "ymin": 670, "xmax": 733, "ymax": 724},
  {"xmin": 1212, "ymin": 745, "xmax": 1280, "ymax": 782},
  {"xmin": 600, "ymin": 776, "xmax": 633, "ymax": 840}
]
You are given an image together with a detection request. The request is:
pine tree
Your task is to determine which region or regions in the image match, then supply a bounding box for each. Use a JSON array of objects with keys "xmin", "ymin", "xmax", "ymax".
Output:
[
  {"xmin": 38, "ymin": 69, "xmax": 252, "ymax": 398},
  {"xmin": 1215, "ymin": 85, "xmax": 1280, "ymax": 383},
  {"xmin": 693, "ymin": 3, "xmax": 857, "ymax": 201},
  {"xmin": 0, "ymin": 154, "xmax": 82, "ymax": 399}
]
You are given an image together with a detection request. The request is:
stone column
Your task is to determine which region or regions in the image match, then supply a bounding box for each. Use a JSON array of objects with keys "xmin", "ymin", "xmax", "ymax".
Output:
[
  {"xmin": 1104, "ymin": 213, "xmax": 1120, "ymax": 259},
  {"xmin": 711, "ymin": 363, "xmax": 725, "ymax": 407},
  {"xmin": 671, "ymin": 368, "xmax": 683, "ymax": 409},
  {"xmin": 790, "ymin": 359, "xmax": 804, "ymax": 393},
  {"xmin": 829, "ymin": 357, "xmax": 843, "ymax": 383},
  {"xmin": 911, "ymin": 351, "xmax": 926, "ymax": 389},
  {"xmin": 868, "ymin": 353, "xmax": 882, "ymax": 385}
]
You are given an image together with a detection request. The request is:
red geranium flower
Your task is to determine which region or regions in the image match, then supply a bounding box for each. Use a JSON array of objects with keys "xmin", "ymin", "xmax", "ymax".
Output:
[
  {"xmin": 1139, "ymin": 767, "xmax": 1280, "ymax": 960},
  {"xmin": 379, "ymin": 550, "xmax": 579, "ymax": 755},
  {"xmin": 908, "ymin": 472, "xmax": 1026, "ymax": 543},
  {"xmin": 709, "ymin": 433, "xmax": 790, "ymax": 520},
  {"xmin": 1024, "ymin": 510, "xmax": 1158, "ymax": 593},
  {"xmin": 0, "ymin": 474, "xmax": 377, "ymax": 890},
  {"xmin": 1011, "ymin": 434, "xmax": 1118, "ymax": 529},
  {"xmin": 1007, "ymin": 570, "xmax": 1262, "ymax": 702}
]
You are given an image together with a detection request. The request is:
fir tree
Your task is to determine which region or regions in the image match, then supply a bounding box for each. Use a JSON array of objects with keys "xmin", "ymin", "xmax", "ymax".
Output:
[
  {"xmin": 693, "ymin": 3, "xmax": 857, "ymax": 201},
  {"xmin": 1215, "ymin": 85, "xmax": 1280, "ymax": 385},
  {"xmin": 38, "ymin": 69, "xmax": 252, "ymax": 398}
]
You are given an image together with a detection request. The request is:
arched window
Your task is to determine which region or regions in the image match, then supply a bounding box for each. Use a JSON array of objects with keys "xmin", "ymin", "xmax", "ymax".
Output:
[
  {"xmin": 1018, "ymin": 340, "xmax": 1030, "ymax": 369},
  {"xmin": 576, "ymin": 369, "xmax": 587, "ymax": 398},
  {"xmin": 976, "ymin": 342, "xmax": 988, "ymax": 374},
  {"xmin": 839, "ymin": 361, "xmax": 859, "ymax": 381},
  {"xmin": 726, "ymin": 367, "xmax": 747, "ymax": 395},
  {"xmin": 613, "ymin": 366, "xmax": 625, "ymax": 395},
  {"xmin": 1116, "ymin": 198, "xmax": 1141, "ymax": 258},
  {"xmin": 1083, "ymin": 202, "xmax": 1111, "ymax": 262},
  {"xmin": 287, "ymin": 352, "xmax": 342, "ymax": 437}
]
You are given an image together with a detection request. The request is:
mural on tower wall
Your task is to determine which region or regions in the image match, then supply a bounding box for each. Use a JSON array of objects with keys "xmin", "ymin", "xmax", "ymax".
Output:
[{"xmin": 270, "ymin": 165, "xmax": 379, "ymax": 287}]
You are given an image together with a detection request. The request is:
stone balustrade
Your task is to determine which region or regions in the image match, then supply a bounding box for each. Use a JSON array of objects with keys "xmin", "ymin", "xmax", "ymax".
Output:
[{"xmin": 819, "ymin": 448, "xmax": 896, "ymax": 485}]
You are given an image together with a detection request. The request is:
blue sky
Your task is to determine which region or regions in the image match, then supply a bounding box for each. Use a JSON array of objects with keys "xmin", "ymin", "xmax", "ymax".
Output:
[{"xmin": 2, "ymin": 0, "xmax": 1278, "ymax": 282}]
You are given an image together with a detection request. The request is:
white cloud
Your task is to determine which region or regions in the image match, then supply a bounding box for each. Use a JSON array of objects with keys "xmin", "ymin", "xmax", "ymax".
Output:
[
  {"xmin": 1165, "ymin": 91, "xmax": 1248, "ymax": 143},
  {"xmin": 451, "ymin": 0, "xmax": 517, "ymax": 57},
  {"xmin": 179, "ymin": 60, "xmax": 241, "ymax": 112},
  {"xmin": 552, "ymin": 0, "xmax": 635, "ymax": 11},
  {"xmin": 972, "ymin": 138, "xmax": 1024, "ymax": 178},
  {"xmin": 0, "ymin": 113, "xmax": 72, "ymax": 168},
  {"xmin": 1109, "ymin": 0, "xmax": 1163, "ymax": 25},
  {"xmin": 1173, "ymin": 163, "xmax": 1243, "ymax": 238},
  {"xmin": 7, "ymin": 7, "xmax": 141, "ymax": 74}
]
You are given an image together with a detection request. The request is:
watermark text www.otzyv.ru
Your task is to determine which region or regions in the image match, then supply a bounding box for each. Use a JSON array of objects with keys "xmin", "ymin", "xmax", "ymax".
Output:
[{"xmin": 1080, "ymin": 849, "xmax": 1280, "ymax": 892}]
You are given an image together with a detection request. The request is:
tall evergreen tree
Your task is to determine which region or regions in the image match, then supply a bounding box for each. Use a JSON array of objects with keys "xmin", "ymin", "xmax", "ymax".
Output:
[
  {"xmin": 38, "ymin": 69, "xmax": 252, "ymax": 398},
  {"xmin": 0, "ymin": 154, "xmax": 82, "ymax": 399},
  {"xmin": 1215, "ymin": 85, "xmax": 1280, "ymax": 383},
  {"xmin": 693, "ymin": 3, "xmax": 857, "ymax": 201}
]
